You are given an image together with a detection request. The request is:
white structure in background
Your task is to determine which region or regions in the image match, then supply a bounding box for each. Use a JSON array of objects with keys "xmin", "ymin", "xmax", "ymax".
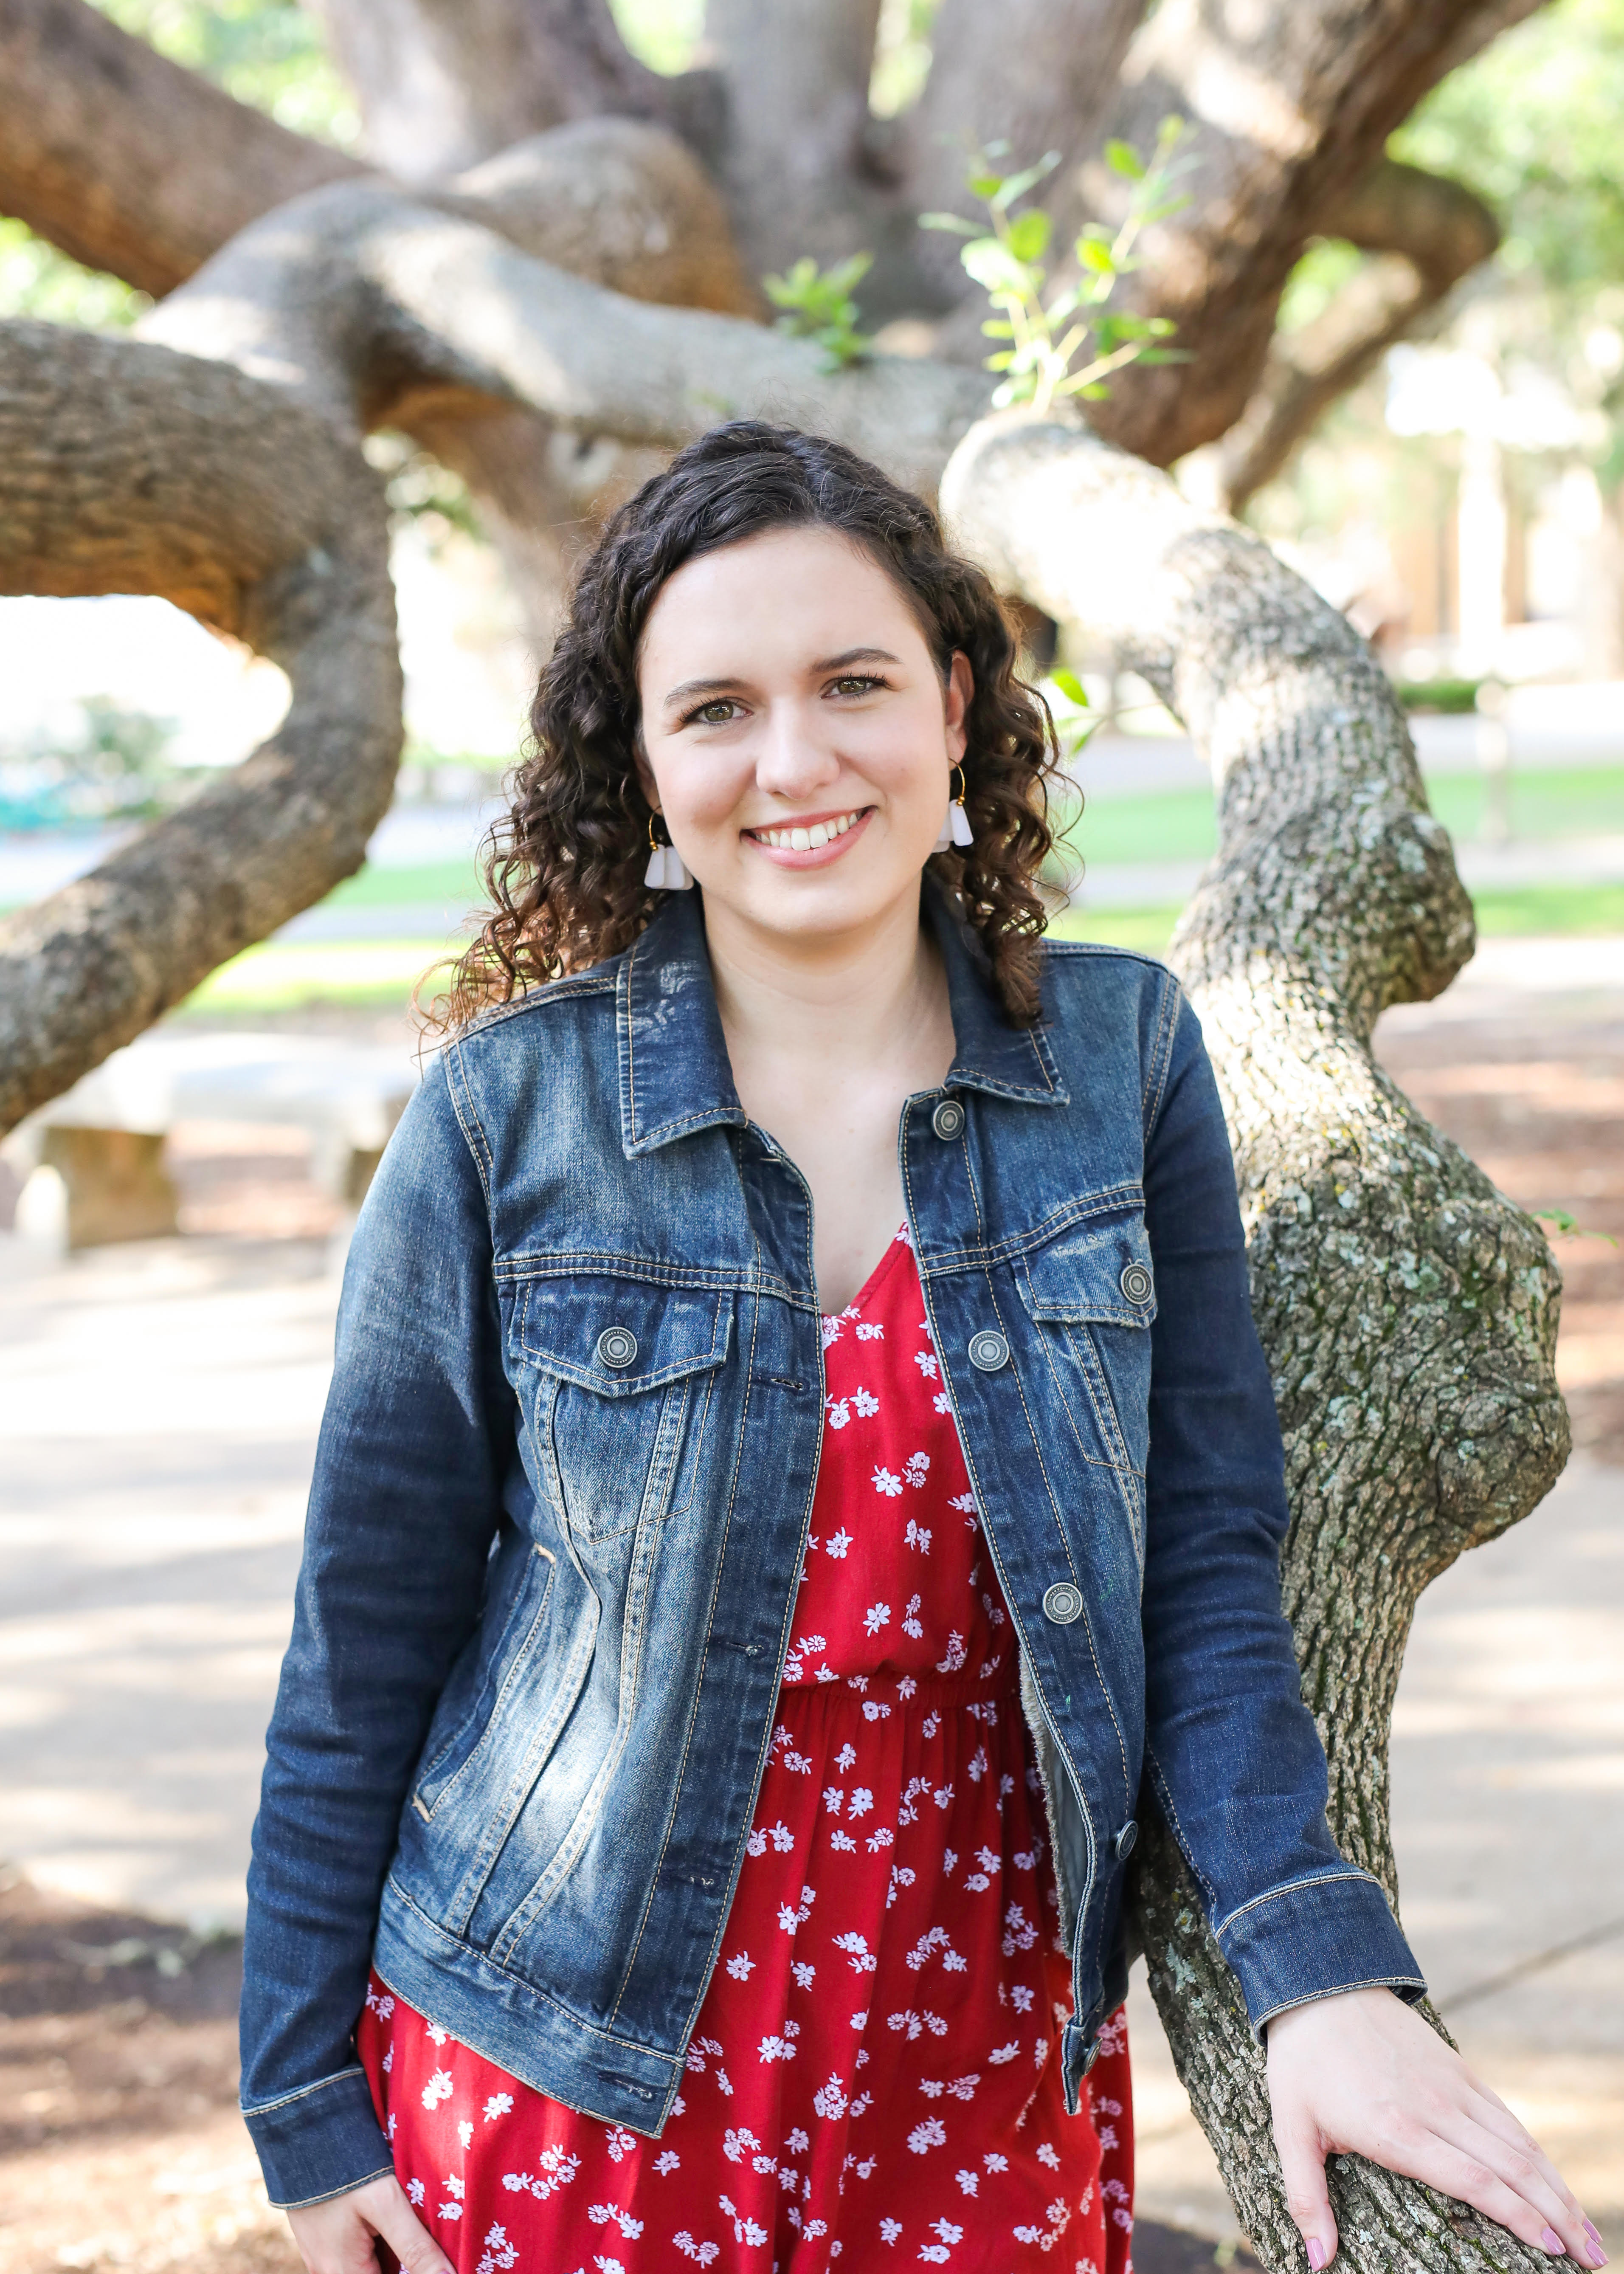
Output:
[{"xmin": 1385, "ymin": 334, "xmax": 1603, "ymax": 681}]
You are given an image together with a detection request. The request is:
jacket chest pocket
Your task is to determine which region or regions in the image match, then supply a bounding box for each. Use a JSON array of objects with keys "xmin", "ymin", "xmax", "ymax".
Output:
[
  {"xmin": 515, "ymin": 1276, "xmax": 732, "ymax": 1544},
  {"xmin": 1017, "ymin": 1212, "xmax": 1157, "ymax": 1540}
]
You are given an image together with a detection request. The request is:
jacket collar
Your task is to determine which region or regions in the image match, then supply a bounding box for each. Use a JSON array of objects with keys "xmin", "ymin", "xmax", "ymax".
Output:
[{"xmin": 617, "ymin": 879, "xmax": 1067, "ymax": 1159}]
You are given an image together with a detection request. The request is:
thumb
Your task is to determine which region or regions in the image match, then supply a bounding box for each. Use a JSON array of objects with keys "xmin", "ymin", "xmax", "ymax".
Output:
[
  {"xmin": 1275, "ymin": 2109, "xmax": 1339, "ymax": 2270},
  {"xmin": 370, "ymin": 2182, "xmax": 456, "ymax": 2274}
]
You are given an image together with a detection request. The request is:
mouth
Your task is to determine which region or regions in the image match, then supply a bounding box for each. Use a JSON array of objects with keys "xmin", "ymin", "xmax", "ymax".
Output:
[{"xmin": 742, "ymin": 806, "xmax": 873, "ymax": 865}]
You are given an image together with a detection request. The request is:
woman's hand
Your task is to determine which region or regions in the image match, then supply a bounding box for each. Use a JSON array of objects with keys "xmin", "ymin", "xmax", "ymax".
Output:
[
  {"xmin": 286, "ymin": 2173, "xmax": 455, "ymax": 2274},
  {"xmin": 1266, "ymin": 1987, "xmax": 1606, "ymax": 2269}
]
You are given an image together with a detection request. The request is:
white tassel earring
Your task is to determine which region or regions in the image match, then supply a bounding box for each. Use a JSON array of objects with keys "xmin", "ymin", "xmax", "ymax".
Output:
[
  {"xmin": 644, "ymin": 813, "xmax": 694, "ymax": 890},
  {"xmin": 933, "ymin": 764, "xmax": 975, "ymax": 852}
]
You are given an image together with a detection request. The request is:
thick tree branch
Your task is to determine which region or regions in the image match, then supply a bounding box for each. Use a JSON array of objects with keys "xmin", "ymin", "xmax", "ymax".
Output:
[
  {"xmin": 137, "ymin": 167, "xmax": 988, "ymax": 488},
  {"xmin": 0, "ymin": 320, "xmax": 402, "ymax": 1131},
  {"xmin": 1216, "ymin": 159, "xmax": 1500, "ymax": 513},
  {"xmin": 908, "ymin": 0, "xmax": 1147, "ymax": 308},
  {"xmin": 940, "ymin": 409, "xmax": 1568, "ymax": 2274},
  {"xmin": 0, "ymin": 0, "xmax": 364, "ymax": 297},
  {"xmin": 306, "ymin": 0, "xmax": 695, "ymax": 180},
  {"xmin": 1059, "ymin": 0, "xmax": 1549, "ymax": 465}
]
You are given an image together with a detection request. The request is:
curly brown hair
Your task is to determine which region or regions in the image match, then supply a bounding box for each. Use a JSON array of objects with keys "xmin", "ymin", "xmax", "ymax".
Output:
[{"xmin": 433, "ymin": 420, "xmax": 1064, "ymax": 1031}]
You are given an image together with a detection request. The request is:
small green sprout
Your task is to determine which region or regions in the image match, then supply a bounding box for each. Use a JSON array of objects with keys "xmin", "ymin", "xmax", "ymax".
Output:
[
  {"xmin": 921, "ymin": 118, "xmax": 1192, "ymax": 414},
  {"xmin": 762, "ymin": 252, "xmax": 875, "ymax": 370}
]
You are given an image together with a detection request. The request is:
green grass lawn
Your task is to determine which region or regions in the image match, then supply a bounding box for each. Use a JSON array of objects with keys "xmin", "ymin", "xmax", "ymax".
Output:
[{"xmin": 172, "ymin": 880, "xmax": 1624, "ymax": 1011}]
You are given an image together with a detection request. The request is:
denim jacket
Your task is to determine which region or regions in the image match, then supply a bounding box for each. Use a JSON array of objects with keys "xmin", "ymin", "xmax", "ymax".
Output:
[{"xmin": 239, "ymin": 883, "xmax": 1424, "ymax": 2208}]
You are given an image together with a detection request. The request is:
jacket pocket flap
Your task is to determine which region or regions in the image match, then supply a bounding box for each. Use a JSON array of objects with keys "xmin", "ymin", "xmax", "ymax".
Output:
[
  {"xmin": 1018, "ymin": 1214, "xmax": 1158, "ymax": 1327},
  {"xmin": 517, "ymin": 1275, "xmax": 731, "ymax": 1395}
]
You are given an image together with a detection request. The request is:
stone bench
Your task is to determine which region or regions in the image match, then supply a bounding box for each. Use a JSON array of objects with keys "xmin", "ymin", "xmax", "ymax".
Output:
[{"xmin": 2, "ymin": 1032, "xmax": 420, "ymax": 1254}]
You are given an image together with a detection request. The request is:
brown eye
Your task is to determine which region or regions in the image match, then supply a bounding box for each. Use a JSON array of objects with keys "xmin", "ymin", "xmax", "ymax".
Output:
[
  {"xmin": 690, "ymin": 699, "xmax": 741, "ymax": 726},
  {"xmin": 830, "ymin": 674, "xmax": 886, "ymax": 698}
]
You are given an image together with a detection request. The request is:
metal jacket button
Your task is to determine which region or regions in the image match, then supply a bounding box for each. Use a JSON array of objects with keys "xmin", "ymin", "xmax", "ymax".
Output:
[
  {"xmin": 932, "ymin": 1097, "xmax": 965, "ymax": 1140},
  {"xmin": 967, "ymin": 1329, "xmax": 1009, "ymax": 1372},
  {"xmin": 1042, "ymin": 1581, "xmax": 1084, "ymax": 1626},
  {"xmin": 1112, "ymin": 1818, "xmax": 1138, "ymax": 1861},
  {"xmin": 595, "ymin": 1325, "xmax": 638, "ymax": 1370},
  {"xmin": 1119, "ymin": 1262, "xmax": 1153, "ymax": 1305}
]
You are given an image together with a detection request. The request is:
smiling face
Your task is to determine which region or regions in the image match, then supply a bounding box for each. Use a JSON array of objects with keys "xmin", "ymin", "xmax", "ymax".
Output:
[{"xmin": 635, "ymin": 524, "xmax": 971, "ymax": 952}]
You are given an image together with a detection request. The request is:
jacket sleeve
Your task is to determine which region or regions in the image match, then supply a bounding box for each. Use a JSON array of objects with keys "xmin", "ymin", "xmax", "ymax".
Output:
[
  {"xmin": 1138, "ymin": 983, "xmax": 1425, "ymax": 2033},
  {"xmin": 239, "ymin": 1046, "xmax": 515, "ymax": 2206}
]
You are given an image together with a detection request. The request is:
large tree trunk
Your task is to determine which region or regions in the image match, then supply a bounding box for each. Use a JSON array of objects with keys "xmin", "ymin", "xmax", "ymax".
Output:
[{"xmin": 940, "ymin": 409, "xmax": 1568, "ymax": 2272}]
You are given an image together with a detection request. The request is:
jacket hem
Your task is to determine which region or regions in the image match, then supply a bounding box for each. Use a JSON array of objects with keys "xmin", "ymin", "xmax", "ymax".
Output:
[
  {"xmin": 374, "ymin": 1877, "xmax": 681, "ymax": 2138},
  {"xmin": 242, "ymin": 2064, "xmax": 392, "ymax": 2209}
]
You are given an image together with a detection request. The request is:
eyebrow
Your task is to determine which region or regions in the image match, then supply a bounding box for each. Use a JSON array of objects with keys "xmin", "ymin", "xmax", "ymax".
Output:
[{"xmin": 659, "ymin": 646, "xmax": 903, "ymax": 715}]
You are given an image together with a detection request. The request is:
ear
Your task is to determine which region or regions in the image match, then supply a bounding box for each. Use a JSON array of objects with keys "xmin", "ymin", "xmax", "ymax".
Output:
[{"xmin": 944, "ymin": 651, "xmax": 973, "ymax": 764}]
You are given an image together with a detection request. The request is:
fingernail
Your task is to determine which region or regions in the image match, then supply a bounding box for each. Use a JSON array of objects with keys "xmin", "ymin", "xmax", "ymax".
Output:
[
  {"xmin": 1542, "ymin": 2229, "xmax": 1565, "ymax": 2257},
  {"xmin": 1585, "ymin": 2225, "xmax": 1606, "ymax": 2249},
  {"xmin": 1306, "ymin": 2240, "xmax": 1326, "ymax": 2271},
  {"xmin": 1587, "ymin": 2246, "xmax": 1607, "ymax": 2269}
]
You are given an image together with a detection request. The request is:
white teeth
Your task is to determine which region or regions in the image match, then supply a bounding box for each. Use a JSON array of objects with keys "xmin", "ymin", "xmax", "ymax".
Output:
[{"xmin": 755, "ymin": 810, "xmax": 861, "ymax": 850}]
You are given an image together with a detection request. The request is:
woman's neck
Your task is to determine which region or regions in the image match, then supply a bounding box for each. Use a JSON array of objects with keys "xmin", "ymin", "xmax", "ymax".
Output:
[{"xmin": 704, "ymin": 887, "xmax": 949, "ymax": 1105}]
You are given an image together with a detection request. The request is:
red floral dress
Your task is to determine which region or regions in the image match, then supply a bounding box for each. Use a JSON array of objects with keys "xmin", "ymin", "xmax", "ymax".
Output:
[{"xmin": 358, "ymin": 1227, "xmax": 1134, "ymax": 2272}]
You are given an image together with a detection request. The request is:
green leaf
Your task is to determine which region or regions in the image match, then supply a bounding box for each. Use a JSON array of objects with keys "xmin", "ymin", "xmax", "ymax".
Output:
[
  {"xmin": 991, "ymin": 151, "xmax": 1061, "ymax": 209},
  {"xmin": 983, "ymin": 350, "xmax": 1017, "ymax": 370},
  {"xmin": 960, "ymin": 237, "xmax": 1029, "ymax": 293},
  {"xmin": 1104, "ymin": 139, "xmax": 1145, "ymax": 179},
  {"xmin": 919, "ymin": 211, "xmax": 977, "ymax": 234},
  {"xmin": 968, "ymin": 170, "xmax": 1006, "ymax": 200},
  {"xmin": 1006, "ymin": 209, "xmax": 1051, "ymax": 263},
  {"xmin": 1051, "ymin": 668, "xmax": 1089, "ymax": 707},
  {"xmin": 979, "ymin": 318, "xmax": 1016, "ymax": 337},
  {"xmin": 1076, "ymin": 238, "xmax": 1115, "ymax": 275}
]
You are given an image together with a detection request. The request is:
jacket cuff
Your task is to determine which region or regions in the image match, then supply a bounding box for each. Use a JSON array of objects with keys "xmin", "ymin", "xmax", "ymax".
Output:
[
  {"xmin": 1215, "ymin": 1867, "xmax": 1427, "ymax": 2039},
  {"xmin": 243, "ymin": 2065, "xmax": 394, "ymax": 2209}
]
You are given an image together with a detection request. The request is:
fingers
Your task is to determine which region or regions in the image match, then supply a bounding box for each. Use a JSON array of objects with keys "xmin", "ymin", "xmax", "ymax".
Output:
[
  {"xmin": 1273, "ymin": 2105, "xmax": 1340, "ymax": 2270},
  {"xmin": 1382, "ymin": 2121, "xmax": 1604, "ymax": 2267},
  {"xmin": 369, "ymin": 2182, "xmax": 457, "ymax": 2274},
  {"xmin": 1433, "ymin": 2092, "xmax": 1605, "ymax": 2267}
]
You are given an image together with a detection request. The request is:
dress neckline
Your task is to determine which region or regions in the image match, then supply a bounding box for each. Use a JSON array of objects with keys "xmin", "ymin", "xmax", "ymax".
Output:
[{"xmin": 818, "ymin": 1223, "xmax": 911, "ymax": 1324}]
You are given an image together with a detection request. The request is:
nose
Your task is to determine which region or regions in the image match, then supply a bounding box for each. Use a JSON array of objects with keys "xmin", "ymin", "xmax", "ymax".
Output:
[{"xmin": 755, "ymin": 695, "xmax": 842, "ymax": 803}]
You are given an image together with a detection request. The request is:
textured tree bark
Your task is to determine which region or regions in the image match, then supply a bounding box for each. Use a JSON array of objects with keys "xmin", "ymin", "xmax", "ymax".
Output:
[
  {"xmin": 1216, "ymin": 161, "xmax": 1501, "ymax": 514},
  {"xmin": 940, "ymin": 411, "xmax": 1569, "ymax": 2274},
  {"xmin": 1061, "ymin": 0, "xmax": 1548, "ymax": 465},
  {"xmin": 0, "ymin": 321, "xmax": 402, "ymax": 1133},
  {"xmin": 0, "ymin": 0, "xmax": 365, "ymax": 297}
]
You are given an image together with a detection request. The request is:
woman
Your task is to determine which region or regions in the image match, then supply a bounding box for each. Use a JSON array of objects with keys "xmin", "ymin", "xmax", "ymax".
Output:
[{"xmin": 242, "ymin": 421, "xmax": 1602, "ymax": 2274}]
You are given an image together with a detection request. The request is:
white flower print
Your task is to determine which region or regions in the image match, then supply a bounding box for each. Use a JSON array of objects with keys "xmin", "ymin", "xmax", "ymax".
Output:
[
  {"xmin": 902, "ymin": 1593, "xmax": 924, "ymax": 1637},
  {"xmin": 1003, "ymin": 1902, "xmax": 1039, "ymax": 1953},
  {"xmin": 823, "ymin": 1786, "xmax": 844, "ymax": 1814},
  {"xmin": 438, "ymin": 2209, "xmax": 461, "ymax": 2231},
  {"xmin": 673, "ymin": 2239, "xmax": 721, "ymax": 2266},
  {"xmin": 474, "ymin": 2223, "xmax": 517, "ymax": 2274},
  {"xmin": 365, "ymin": 1984, "xmax": 395, "ymax": 2020},
  {"xmin": 904, "ymin": 1520, "xmax": 932, "ymax": 1555},
  {"xmin": 421, "ymin": 2070, "xmax": 453, "ymax": 2110},
  {"xmin": 880, "ymin": 2220, "xmax": 904, "ymax": 2245},
  {"xmin": 914, "ymin": 1349, "xmax": 940, "ymax": 1381},
  {"xmin": 787, "ymin": 2127, "xmax": 810, "ymax": 2153},
  {"xmin": 791, "ymin": 1961, "xmax": 816, "ymax": 1989},
  {"xmin": 863, "ymin": 1601, "xmax": 891, "ymax": 1634},
  {"xmin": 855, "ymin": 1320, "xmax": 884, "ymax": 1341},
  {"xmin": 381, "ymin": 2046, "xmax": 393, "ymax": 2074},
  {"xmin": 935, "ymin": 1631, "xmax": 967, "ymax": 1674},
  {"xmin": 826, "ymin": 1527, "xmax": 854, "ymax": 1558},
  {"xmin": 836, "ymin": 1742, "xmax": 858, "ymax": 1771},
  {"xmin": 655, "ymin": 2150, "xmax": 681, "ymax": 2174},
  {"xmin": 407, "ymin": 2179, "xmax": 425, "ymax": 2207},
  {"xmin": 906, "ymin": 2116, "xmax": 948, "ymax": 2154},
  {"xmin": 988, "ymin": 2040, "xmax": 1020, "ymax": 2064},
  {"xmin": 726, "ymin": 1951, "xmax": 755, "ymax": 1981},
  {"xmin": 426, "ymin": 2022, "xmax": 448, "ymax": 2047},
  {"xmin": 932, "ymin": 1389, "xmax": 954, "ymax": 1414},
  {"xmin": 851, "ymin": 1388, "xmax": 880, "ymax": 1417},
  {"xmin": 483, "ymin": 2092, "xmax": 513, "ymax": 2121},
  {"xmin": 458, "ymin": 2120, "xmax": 473, "ymax": 2150},
  {"xmin": 956, "ymin": 2167, "xmax": 979, "ymax": 2194},
  {"xmin": 982, "ymin": 2151, "xmax": 1009, "ymax": 2172},
  {"xmin": 769, "ymin": 1820, "xmax": 797, "ymax": 1848},
  {"xmin": 1035, "ymin": 2141, "xmax": 1062, "ymax": 2170},
  {"xmin": 861, "ymin": 1699, "xmax": 892, "ymax": 1721},
  {"xmin": 758, "ymin": 2028, "xmax": 798, "ymax": 2062},
  {"xmin": 588, "ymin": 2205, "xmax": 645, "ymax": 2238},
  {"xmin": 720, "ymin": 2196, "xmax": 770, "ymax": 2248},
  {"xmin": 813, "ymin": 2074, "xmax": 850, "ymax": 2119},
  {"xmin": 866, "ymin": 1825, "xmax": 895, "ymax": 1851},
  {"xmin": 501, "ymin": 2147, "xmax": 581, "ymax": 2200},
  {"xmin": 603, "ymin": 2128, "xmax": 637, "ymax": 2162},
  {"xmin": 821, "ymin": 1314, "xmax": 843, "ymax": 1350},
  {"xmin": 872, "ymin": 1466, "xmax": 903, "ymax": 1497},
  {"xmin": 830, "ymin": 1829, "xmax": 858, "ymax": 1851},
  {"xmin": 948, "ymin": 1491, "xmax": 977, "ymax": 1513},
  {"xmin": 777, "ymin": 1885, "xmax": 815, "ymax": 1931},
  {"xmin": 1010, "ymin": 1983, "xmax": 1036, "ymax": 2014},
  {"xmin": 848, "ymin": 1785, "xmax": 874, "ymax": 1818},
  {"xmin": 833, "ymin": 1931, "xmax": 878, "ymax": 1973},
  {"xmin": 722, "ymin": 2126, "xmax": 761, "ymax": 2164},
  {"xmin": 903, "ymin": 1451, "xmax": 931, "ymax": 1488},
  {"xmin": 825, "ymin": 1398, "xmax": 851, "ymax": 1430}
]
